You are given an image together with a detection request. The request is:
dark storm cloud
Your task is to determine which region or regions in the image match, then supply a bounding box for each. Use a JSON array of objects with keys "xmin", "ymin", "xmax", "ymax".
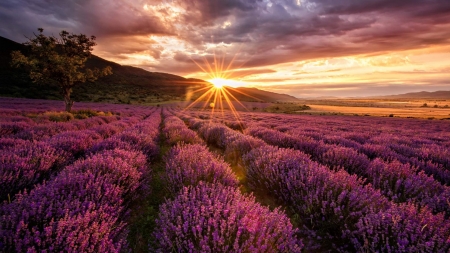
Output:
[
  {"xmin": 1, "ymin": 0, "xmax": 450, "ymax": 75},
  {"xmin": 0, "ymin": 0, "xmax": 172, "ymax": 42},
  {"xmin": 176, "ymin": 0, "xmax": 262, "ymax": 25},
  {"xmin": 169, "ymin": 0, "xmax": 450, "ymax": 69},
  {"xmin": 317, "ymin": 0, "xmax": 450, "ymax": 17}
]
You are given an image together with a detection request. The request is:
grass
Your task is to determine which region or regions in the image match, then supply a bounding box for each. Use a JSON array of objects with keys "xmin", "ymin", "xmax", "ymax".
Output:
[
  {"xmin": 264, "ymin": 103, "xmax": 311, "ymax": 113},
  {"xmin": 24, "ymin": 109, "xmax": 114, "ymax": 122},
  {"xmin": 126, "ymin": 113, "xmax": 171, "ymax": 253},
  {"xmin": 72, "ymin": 109, "xmax": 114, "ymax": 119},
  {"xmin": 126, "ymin": 161, "xmax": 168, "ymax": 252},
  {"xmin": 44, "ymin": 111, "xmax": 74, "ymax": 122}
]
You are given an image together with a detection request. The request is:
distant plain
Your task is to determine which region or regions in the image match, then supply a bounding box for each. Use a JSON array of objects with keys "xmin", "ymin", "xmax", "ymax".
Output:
[{"xmin": 295, "ymin": 98, "xmax": 450, "ymax": 119}]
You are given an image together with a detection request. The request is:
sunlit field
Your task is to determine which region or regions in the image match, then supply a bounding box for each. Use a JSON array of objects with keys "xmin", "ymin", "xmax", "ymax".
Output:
[
  {"xmin": 1, "ymin": 97, "xmax": 450, "ymax": 252},
  {"xmin": 300, "ymin": 98, "xmax": 450, "ymax": 119}
]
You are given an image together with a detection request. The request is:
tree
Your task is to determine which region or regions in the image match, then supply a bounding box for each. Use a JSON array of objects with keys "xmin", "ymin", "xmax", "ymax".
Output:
[{"xmin": 11, "ymin": 28, "xmax": 112, "ymax": 112}]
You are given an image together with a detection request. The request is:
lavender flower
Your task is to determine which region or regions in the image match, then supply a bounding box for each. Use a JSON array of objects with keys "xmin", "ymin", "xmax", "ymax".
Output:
[
  {"xmin": 164, "ymin": 144, "xmax": 238, "ymax": 196},
  {"xmin": 243, "ymin": 145, "xmax": 390, "ymax": 250},
  {"xmin": 0, "ymin": 140, "xmax": 61, "ymax": 200},
  {"xmin": 353, "ymin": 203, "xmax": 450, "ymax": 252},
  {"xmin": 163, "ymin": 116, "xmax": 202, "ymax": 145},
  {"xmin": 0, "ymin": 169, "xmax": 125, "ymax": 252},
  {"xmin": 153, "ymin": 182, "xmax": 302, "ymax": 252}
]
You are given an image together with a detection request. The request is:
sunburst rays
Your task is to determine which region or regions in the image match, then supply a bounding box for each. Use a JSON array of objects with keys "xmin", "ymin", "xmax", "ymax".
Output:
[{"xmin": 183, "ymin": 52, "xmax": 261, "ymax": 126}]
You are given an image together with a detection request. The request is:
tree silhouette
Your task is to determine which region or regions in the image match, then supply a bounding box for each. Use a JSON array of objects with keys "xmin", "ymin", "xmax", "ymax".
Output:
[{"xmin": 11, "ymin": 28, "xmax": 112, "ymax": 112}]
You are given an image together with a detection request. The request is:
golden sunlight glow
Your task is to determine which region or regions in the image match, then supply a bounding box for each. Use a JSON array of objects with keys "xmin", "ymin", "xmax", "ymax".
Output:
[
  {"xmin": 209, "ymin": 78, "xmax": 228, "ymax": 89},
  {"xmin": 184, "ymin": 51, "xmax": 260, "ymax": 127},
  {"xmin": 209, "ymin": 78, "xmax": 246, "ymax": 89}
]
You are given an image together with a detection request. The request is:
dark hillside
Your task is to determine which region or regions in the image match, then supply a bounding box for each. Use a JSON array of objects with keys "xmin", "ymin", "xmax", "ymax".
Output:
[{"xmin": 0, "ymin": 36, "xmax": 298, "ymax": 104}]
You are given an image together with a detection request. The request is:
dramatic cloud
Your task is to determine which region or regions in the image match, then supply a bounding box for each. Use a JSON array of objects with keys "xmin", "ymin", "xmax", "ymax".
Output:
[{"xmin": 1, "ymin": 0, "xmax": 449, "ymax": 97}]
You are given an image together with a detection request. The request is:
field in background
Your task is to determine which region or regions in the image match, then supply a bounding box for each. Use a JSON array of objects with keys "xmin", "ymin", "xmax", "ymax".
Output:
[
  {"xmin": 297, "ymin": 98, "xmax": 450, "ymax": 119},
  {"xmin": 169, "ymin": 98, "xmax": 450, "ymax": 119}
]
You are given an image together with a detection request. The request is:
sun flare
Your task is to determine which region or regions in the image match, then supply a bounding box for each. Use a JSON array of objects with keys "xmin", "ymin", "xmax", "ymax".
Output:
[
  {"xmin": 185, "ymin": 51, "xmax": 258, "ymax": 127},
  {"xmin": 208, "ymin": 78, "xmax": 245, "ymax": 89},
  {"xmin": 209, "ymin": 78, "xmax": 227, "ymax": 89}
]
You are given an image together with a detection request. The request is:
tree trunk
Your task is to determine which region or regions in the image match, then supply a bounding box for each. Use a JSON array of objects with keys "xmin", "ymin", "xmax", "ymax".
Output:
[{"xmin": 64, "ymin": 88, "xmax": 73, "ymax": 112}]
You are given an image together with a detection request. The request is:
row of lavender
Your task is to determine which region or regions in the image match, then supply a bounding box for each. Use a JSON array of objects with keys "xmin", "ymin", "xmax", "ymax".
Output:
[
  {"xmin": 194, "ymin": 110, "xmax": 450, "ymax": 150},
  {"xmin": 151, "ymin": 109, "xmax": 303, "ymax": 252},
  {"xmin": 1, "ymin": 104, "xmax": 161, "ymax": 252},
  {"xmin": 1, "ymin": 114, "xmax": 119, "ymax": 139},
  {"xmin": 180, "ymin": 111, "xmax": 450, "ymax": 213},
  {"xmin": 175, "ymin": 110, "xmax": 450, "ymax": 252},
  {"xmin": 0, "ymin": 97, "xmax": 148, "ymax": 116},
  {"xmin": 0, "ymin": 109, "xmax": 152, "ymax": 203},
  {"xmin": 246, "ymin": 124, "xmax": 450, "ymax": 215},
  {"xmin": 244, "ymin": 113, "xmax": 450, "ymax": 182},
  {"xmin": 0, "ymin": 98, "xmax": 153, "ymax": 139}
]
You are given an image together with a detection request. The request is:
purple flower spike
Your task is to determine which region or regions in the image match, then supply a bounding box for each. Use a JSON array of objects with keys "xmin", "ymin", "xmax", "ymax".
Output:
[{"xmin": 153, "ymin": 182, "xmax": 302, "ymax": 253}]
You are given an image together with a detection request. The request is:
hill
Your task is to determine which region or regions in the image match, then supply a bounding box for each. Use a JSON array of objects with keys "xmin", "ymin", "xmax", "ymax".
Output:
[
  {"xmin": 226, "ymin": 87, "xmax": 298, "ymax": 102},
  {"xmin": 373, "ymin": 90, "xmax": 450, "ymax": 99},
  {"xmin": 0, "ymin": 36, "xmax": 298, "ymax": 104}
]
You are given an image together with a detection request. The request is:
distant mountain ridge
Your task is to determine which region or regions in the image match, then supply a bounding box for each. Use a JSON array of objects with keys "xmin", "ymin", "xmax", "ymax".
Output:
[
  {"xmin": 0, "ymin": 36, "xmax": 298, "ymax": 104},
  {"xmin": 373, "ymin": 90, "xmax": 450, "ymax": 99}
]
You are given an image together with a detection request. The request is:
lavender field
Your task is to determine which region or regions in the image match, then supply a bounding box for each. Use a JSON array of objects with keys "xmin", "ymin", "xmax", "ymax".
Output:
[{"xmin": 1, "ymin": 97, "xmax": 450, "ymax": 252}]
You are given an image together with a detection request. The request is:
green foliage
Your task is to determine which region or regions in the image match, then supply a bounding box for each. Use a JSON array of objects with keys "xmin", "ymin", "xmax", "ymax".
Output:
[
  {"xmin": 72, "ymin": 109, "xmax": 113, "ymax": 119},
  {"xmin": 28, "ymin": 109, "xmax": 112, "ymax": 122},
  {"xmin": 42, "ymin": 111, "xmax": 75, "ymax": 122},
  {"xmin": 10, "ymin": 28, "xmax": 112, "ymax": 111},
  {"xmin": 421, "ymin": 103, "xmax": 428, "ymax": 107},
  {"xmin": 72, "ymin": 109, "xmax": 100, "ymax": 117},
  {"xmin": 264, "ymin": 103, "xmax": 311, "ymax": 113}
]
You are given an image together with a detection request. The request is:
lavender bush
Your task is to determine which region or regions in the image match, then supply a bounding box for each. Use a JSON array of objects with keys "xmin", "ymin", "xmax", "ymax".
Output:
[
  {"xmin": 49, "ymin": 130, "xmax": 103, "ymax": 163},
  {"xmin": 153, "ymin": 182, "xmax": 302, "ymax": 252},
  {"xmin": 0, "ymin": 169, "xmax": 126, "ymax": 252},
  {"xmin": 321, "ymin": 145, "xmax": 371, "ymax": 175},
  {"xmin": 163, "ymin": 116, "xmax": 202, "ymax": 145},
  {"xmin": 353, "ymin": 203, "xmax": 450, "ymax": 252},
  {"xmin": 368, "ymin": 159, "xmax": 450, "ymax": 217},
  {"xmin": 243, "ymin": 145, "xmax": 390, "ymax": 250},
  {"xmin": 164, "ymin": 144, "xmax": 238, "ymax": 196},
  {"xmin": 69, "ymin": 149, "xmax": 146, "ymax": 201},
  {"xmin": 0, "ymin": 140, "xmax": 61, "ymax": 200}
]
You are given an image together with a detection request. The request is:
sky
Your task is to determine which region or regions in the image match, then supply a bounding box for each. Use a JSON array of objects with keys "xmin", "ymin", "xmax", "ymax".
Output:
[{"xmin": 1, "ymin": 0, "xmax": 449, "ymax": 98}]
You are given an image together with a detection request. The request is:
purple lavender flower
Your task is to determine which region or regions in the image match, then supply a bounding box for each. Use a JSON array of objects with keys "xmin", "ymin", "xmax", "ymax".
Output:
[
  {"xmin": 164, "ymin": 144, "xmax": 238, "ymax": 196},
  {"xmin": 353, "ymin": 203, "xmax": 450, "ymax": 252},
  {"xmin": 0, "ymin": 168, "xmax": 125, "ymax": 252},
  {"xmin": 0, "ymin": 140, "xmax": 61, "ymax": 200},
  {"xmin": 243, "ymin": 145, "xmax": 390, "ymax": 250},
  {"xmin": 153, "ymin": 182, "xmax": 302, "ymax": 252},
  {"xmin": 163, "ymin": 116, "xmax": 202, "ymax": 145}
]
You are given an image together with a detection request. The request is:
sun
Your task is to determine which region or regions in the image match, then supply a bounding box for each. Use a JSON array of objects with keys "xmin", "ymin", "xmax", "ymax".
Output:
[
  {"xmin": 185, "ymin": 51, "xmax": 258, "ymax": 125},
  {"xmin": 209, "ymin": 78, "xmax": 227, "ymax": 89},
  {"xmin": 209, "ymin": 78, "xmax": 245, "ymax": 89}
]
